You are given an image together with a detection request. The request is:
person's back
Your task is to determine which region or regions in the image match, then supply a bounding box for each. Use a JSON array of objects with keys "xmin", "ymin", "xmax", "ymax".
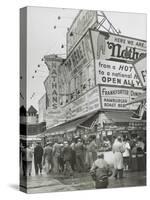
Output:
[
  {"xmin": 34, "ymin": 144, "xmax": 43, "ymax": 162},
  {"xmin": 26, "ymin": 147, "xmax": 33, "ymax": 162},
  {"xmin": 123, "ymin": 141, "xmax": 130, "ymax": 157},
  {"xmin": 44, "ymin": 146, "xmax": 52, "ymax": 161},
  {"xmin": 112, "ymin": 140, "xmax": 124, "ymax": 153},
  {"xmin": 53, "ymin": 143, "xmax": 61, "ymax": 157},
  {"xmin": 75, "ymin": 141, "xmax": 84, "ymax": 155},
  {"xmin": 63, "ymin": 145, "xmax": 72, "ymax": 161},
  {"xmin": 94, "ymin": 159, "xmax": 109, "ymax": 179},
  {"xmin": 88, "ymin": 140, "xmax": 97, "ymax": 153},
  {"xmin": 90, "ymin": 153, "xmax": 112, "ymax": 189}
]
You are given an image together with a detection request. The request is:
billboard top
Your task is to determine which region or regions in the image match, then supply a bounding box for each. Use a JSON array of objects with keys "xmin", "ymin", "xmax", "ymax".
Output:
[
  {"xmin": 67, "ymin": 10, "xmax": 97, "ymax": 54},
  {"xmin": 132, "ymin": 55, "xmax": 147, "ymax": 88},
  {"xmin": 90, "ymin": 29, "xmax": 146, "ymax": 63}
]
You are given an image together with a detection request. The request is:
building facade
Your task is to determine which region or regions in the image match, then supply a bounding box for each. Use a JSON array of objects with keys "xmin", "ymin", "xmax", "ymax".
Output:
[{"xmin": 40, "ymin": 10, "xmax": 146, "ymax": 143}]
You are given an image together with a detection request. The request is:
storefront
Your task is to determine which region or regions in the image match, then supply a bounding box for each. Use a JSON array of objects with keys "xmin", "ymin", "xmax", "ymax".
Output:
[
  {"xmin": 98, "ymin": 111, "xmax": 146, "ymax": 142},
  {"xmin": 44, "ymin": 83, "xmax": 145, "ymax": 144},
  {"xmin": 41, "ymin": 11, "xmax": 146, "ymax": 145},
  {"xmin": 45, "ymin": 111, "xmax": 99, "ymax": 143}
]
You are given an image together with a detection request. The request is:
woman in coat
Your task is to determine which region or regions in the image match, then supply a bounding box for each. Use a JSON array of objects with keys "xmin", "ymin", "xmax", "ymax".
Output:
[{"xmin": 112, "ymin": 136, "xmax": 125, "ymax": 179}]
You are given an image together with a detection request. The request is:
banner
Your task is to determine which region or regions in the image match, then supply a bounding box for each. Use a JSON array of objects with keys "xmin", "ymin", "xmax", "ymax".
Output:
[
  {"xmin": 63, "ymin": 31, "xmax": 94, "ymax": 81},
  {"xmin": 132, "ymin": 55, "xmax": 146, "ymax": 87},
  {"xmin": 67, "ymin": 10, "xmax": 97, "ymax": 54},
  {"xmin": 100, "ymin": 86, "xmax": 144, "ymax": 110},
  {"xmin": 91, "ymin": 30, "xmax": 146, "ymax": 63},
  {"xmin": 96, "ymin": 59, "xmax": 142, "ymax": 87},
  {"xmin": 64, "ymin": 86, "xmax": 101, "ymax": 120}
]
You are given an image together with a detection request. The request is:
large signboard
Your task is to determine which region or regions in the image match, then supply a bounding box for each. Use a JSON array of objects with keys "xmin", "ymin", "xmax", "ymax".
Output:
[
  {"xmin": 67, "ymin": 10, "xmax": 97, "ymax": 54},
  {"xmin": 64, "ymin": 86, "xmax": 101, "ymax": 120},
  {"xmin": 63, "ymin": 31, "xmax": 94, "ymax": 81},
  {"xmin": 91, "ymin": 30, "xmax": 146, "ymax": 63},
  {"xmin": 132, "ymin": 55, "xmax": 146, "ymax": 87},
  {"xmin": 96, "ymin": 59, "xmax": 142, "ymax": 87},
  {"xmin": 100, "ymin": 85, "xmax": 144, "ymax": 110}
]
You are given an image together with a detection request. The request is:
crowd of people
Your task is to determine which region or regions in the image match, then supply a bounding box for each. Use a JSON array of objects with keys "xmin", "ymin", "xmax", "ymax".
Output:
[{"xmin": 20, "ymin": 134, "xmax": 146, "ymax": 189}]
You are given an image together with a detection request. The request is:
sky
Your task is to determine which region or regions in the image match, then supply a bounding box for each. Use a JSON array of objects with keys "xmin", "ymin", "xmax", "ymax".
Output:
[{"xmin": 25, "ymin": 6, "xmax": 146, "ymax": 111}]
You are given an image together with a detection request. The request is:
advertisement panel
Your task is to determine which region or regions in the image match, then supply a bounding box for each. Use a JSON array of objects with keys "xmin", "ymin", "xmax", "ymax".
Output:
[
  {"xmin": 100, "ymin": 85, "xmax": 144, "ymax": 110},
  {"xmin": 67, "ymin": 10, "xmax": 97, "ymax": 54},
  {"xmin": 132, "ymin": 55, "xmax": 146, "ymax": 87},
  {"xmin": 63, "ymin": 31, "xmax": 94, "ymax": 81},
  {"xmin": 91, "ymin": 30, "xmax": 146, "ymax": 63},
  {"xmin": 64, "ymin": 86, "xmax": 101, "ymax": 120},
  {"xmin": 96, "ymin": 59, "xmax": 142, "ymax": 87}
]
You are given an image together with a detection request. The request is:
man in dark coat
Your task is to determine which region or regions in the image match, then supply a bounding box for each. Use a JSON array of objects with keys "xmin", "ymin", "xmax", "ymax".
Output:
[
  {"xmin": 63, "ymin": 141, "xmax": 73, "ymax": 176},
  {"xmin": 34, "ymin": 142, "xmax": 43, "ymax": 175},
  {"xmin": 74, "ymin": 139, "xmax": 85, "ymax": 172}
]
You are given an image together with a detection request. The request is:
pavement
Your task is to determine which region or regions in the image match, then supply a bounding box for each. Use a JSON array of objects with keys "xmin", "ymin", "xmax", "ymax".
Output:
[
  {"xmin": 20, "ymin": 174, "xmax": 75, "ymax": 193},
  {"xmin": 20, "ymin": 152, "xmax": 146, "ymax": 193},
  {"xmin": 20, "ymin": 170, "xmax": 146, "ymax": 194}
]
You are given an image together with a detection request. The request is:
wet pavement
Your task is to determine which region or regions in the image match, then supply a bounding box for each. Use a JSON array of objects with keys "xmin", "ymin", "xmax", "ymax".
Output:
[{"xmin": 20, "ymin": 170, "xmax": 146, "ymax": 193}]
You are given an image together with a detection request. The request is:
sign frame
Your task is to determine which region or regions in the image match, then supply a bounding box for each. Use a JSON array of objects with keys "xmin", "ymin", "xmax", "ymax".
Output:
[
  {"xmin": 63, "ymin": 85, "xmax": 101, "ymax": 121},
  {"xmin": 131, "ymin": 54, "xmax": 147, "ymax": 88},
  {"xmin": 90, "ymin": 29, "xmax": 146, "ymax": 63},
  {"xmin": 99, "ymin": 84, "xmax": 145, "ymax": 111},
  {"xmin": 95, "ymin": 59, "xmax": 142, "ymax": 88},
  {"xmin": 67, "ymin": 10, "xmax": 98, "ymax": 54}
]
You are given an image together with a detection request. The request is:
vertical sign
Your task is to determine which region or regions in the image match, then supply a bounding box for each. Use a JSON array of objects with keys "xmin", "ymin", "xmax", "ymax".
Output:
[
  {"xmin": 51, "ymin": 62, "xmax": 58, "ymax": 109},
  {"xmin": 63, "ymin": 31, "xmax": 94, "ymax": 81},
  {"xmin": 132, "ymin": 55, "xmax": 147, "ymax": 87}
]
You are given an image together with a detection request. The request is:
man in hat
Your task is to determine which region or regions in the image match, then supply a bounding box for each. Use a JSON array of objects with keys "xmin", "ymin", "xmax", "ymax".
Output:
[
  {"xmin": 43, "ymin": 142, "xmax": 53, "ymax": 174},
  {"xmin": 63, "ymin": 141, "xmax": 73, "ymax": 176},
  {"xmin": 34, "ymin": 142, "xmax": 43, "ymax": 175},
  {"xmin": 90, "ymin": 152, "xmax": 112, "ymax": 189},
  {"xmin": 74, "ymin": 138, "xmax": 85, "ymax": 172},
  {"xmin": 52, "ymin": 140, "xmax": 61, "ymax": 173}
]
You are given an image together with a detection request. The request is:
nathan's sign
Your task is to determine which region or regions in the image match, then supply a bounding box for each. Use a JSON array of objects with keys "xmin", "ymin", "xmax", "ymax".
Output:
[
  {"xmin": 67, "ymin": 10, "xmax": 97, "ymax": 54},
  {"xmin": 96, "ymin": 60, "xmax": 142, "ymax": 87},
  {"xmin": 50, "ymin": 62, "xmax": 59, "ymax": 109},
  {"xmin": 132, "ymin": 55, "xmax": 146, "ymax": 87},
  {"xmin": 63, "ymin": 31, "xmax": 93, "ymax": 81},
  {"xmin": 91, "ymin": 30, "xmax": 146, "ymax": 63},
  {"xmin": 100, "ymin": 86, "xmax": 144, "ymax": 110},
  {"xmin": 64, "ymin": 86, "xmax": 101, "ymax": 120}
]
